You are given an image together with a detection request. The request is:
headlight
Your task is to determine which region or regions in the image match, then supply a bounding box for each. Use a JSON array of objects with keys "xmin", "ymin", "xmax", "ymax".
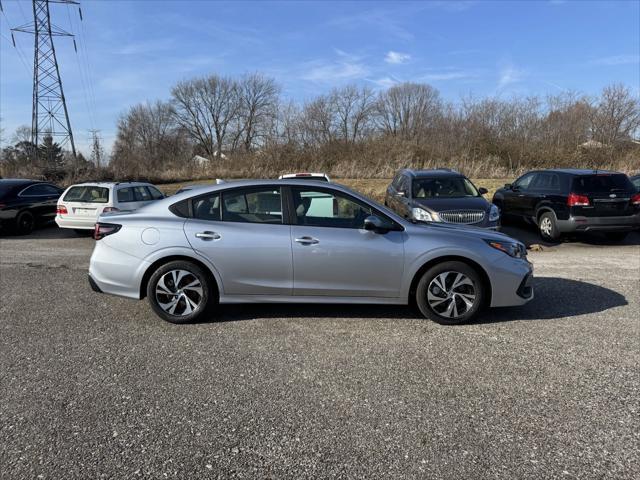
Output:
[
  {"xmin": 484, "ymin": 239, "xmax": 526, "ymax": 258},
  {"xmin": 489, "ymin": 204, "xmax": 500, "ymax": 222},
  {"xmin": 411, "ymin": 207, "xmax": 440, "ymax": 222}
]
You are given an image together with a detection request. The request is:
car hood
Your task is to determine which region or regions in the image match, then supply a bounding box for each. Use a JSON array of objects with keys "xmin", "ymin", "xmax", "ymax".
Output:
[
  {"xmin": 411, "ymin": 196, "xmax": 490, "ymax": 212},
  {"xmin": 411, "ymin": 220, "xmax": 518, "ymax": 243}
]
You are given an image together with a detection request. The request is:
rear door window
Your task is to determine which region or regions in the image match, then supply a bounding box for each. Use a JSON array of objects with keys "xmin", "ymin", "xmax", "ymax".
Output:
[
  {"xmin": 63, "ymin": 186, "xmax": 110, "ymax": 203},
  {"xmin": 134, "ymin": 186, "xmax": 152, "ymax": 202},
  {"xmin": 193, "ymin": 193, "xmax": 221, "ymax": 221},
  {"xmin": 572, "ymin": 174, "xmax": 633, "ymax": 194},
  {"xmin": 117, "ymin": 187, "xmax": 135, "ymax": 203},
  {"xmin": 222, "ymin": 187, "xmax": 282, "ymax": 224},
  {"xmin": 530, "ymin": 173, "xmax": 561, "ymax": 191}
]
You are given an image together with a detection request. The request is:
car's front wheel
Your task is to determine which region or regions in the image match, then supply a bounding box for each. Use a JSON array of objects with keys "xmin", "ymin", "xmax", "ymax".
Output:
[
  {"xmin": 147, "ymin": 260, "xmax": 216, "ymax": 324},
  {"xmin": 415, "ymin": 261, "xmax": 485, "ymax": 325}
]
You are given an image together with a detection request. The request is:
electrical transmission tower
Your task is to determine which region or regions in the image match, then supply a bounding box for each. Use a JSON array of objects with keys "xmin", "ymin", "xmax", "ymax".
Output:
[{"xmin": 11, "ymin": 0, "xmax": 80, "ymax": 165}]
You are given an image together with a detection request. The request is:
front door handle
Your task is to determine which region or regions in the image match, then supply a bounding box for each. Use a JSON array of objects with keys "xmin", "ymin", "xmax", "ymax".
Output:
[
  {"xmin": 195, "ymin": 231, "xmax": 221, "ymax": 240},
  {"xmin": 295, "ymin": 236, "xmax": 319, "ymax": 245}
]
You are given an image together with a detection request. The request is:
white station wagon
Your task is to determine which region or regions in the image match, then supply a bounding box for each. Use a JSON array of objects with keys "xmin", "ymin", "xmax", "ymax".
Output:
[{"xmin": 56, "ymin": 182, "xmax": 165, "ymax": 232}]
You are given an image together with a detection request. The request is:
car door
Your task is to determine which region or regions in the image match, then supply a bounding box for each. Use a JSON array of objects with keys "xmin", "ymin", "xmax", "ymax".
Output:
[
  {"xmin": 183, "ymin": 186, "xmax": 293, "ymax": 295},
  {"xmin": 18, "ymin": 183, "xmax": 62, "ymax": 222},
  {"xmin": 288, "ymin": 186, "xmax": 404, "ymax": 298},
  {"xmin": 505, "ymin": 172, "xmax": 536, "ymax": 217}
]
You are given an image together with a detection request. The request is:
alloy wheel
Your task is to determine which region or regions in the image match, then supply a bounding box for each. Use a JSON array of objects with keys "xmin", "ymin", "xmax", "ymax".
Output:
[
  {"xmin": 155, "ymin": 269, "xmax": 204, "ymax": 316},
  {"xmin": 540, "ymin": 217, "xmax": 553, "ymax": 237},
  {"xmin": 427, "ymin": 271, "xmax": 477, "ymax": 319}
]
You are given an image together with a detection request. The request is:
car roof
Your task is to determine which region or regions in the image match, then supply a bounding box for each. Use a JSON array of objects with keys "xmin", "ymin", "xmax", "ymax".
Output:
[
  {"xmin": 400, "ymin": 169, "xmax": 465, "ymax": 178},
  {"xmin": 67, "ymin": 181, "xmax": 152, "ymax": 188},
  {"xmin": 0, "ymin": 179, "xmax": 44, "ymax": 186},
  {"xmin": 539, "ymin": 168, "xmax": 623, "ymax": 176}
]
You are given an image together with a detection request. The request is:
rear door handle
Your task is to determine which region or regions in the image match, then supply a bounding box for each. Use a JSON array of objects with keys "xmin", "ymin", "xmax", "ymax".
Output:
[
  {"xmin": 195, "ymin": 231, "xmax": 220, "ymax": 240},
  {"xmin": 295, "ymin": 236, "xmax": 319, "ymax": 245}
]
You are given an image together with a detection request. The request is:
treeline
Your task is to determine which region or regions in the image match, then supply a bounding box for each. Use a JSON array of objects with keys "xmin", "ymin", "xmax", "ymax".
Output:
[{"xmin": 2, "ymin": 75, "xmax": 639, "ymax": 181}]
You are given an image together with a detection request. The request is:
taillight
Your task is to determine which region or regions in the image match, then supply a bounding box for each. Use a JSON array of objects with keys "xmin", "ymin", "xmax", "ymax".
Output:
[
  {"xmin": 94, "ymin": 222, "xmax": 122, "ymax": 240},
  {"xmin": 631, "ymin": 193, "xmax": 640, "ymax": 206},
  {"xmin": 102, "ymin": 207, "xmax": 120, "ymax": 213},
  {"xmin": 567, "ymin": 193, "xmax": 590, "ymax": 207},
  {"xmin": 56, "ymin": 205, "xmax": 68, "ymax": 215}
]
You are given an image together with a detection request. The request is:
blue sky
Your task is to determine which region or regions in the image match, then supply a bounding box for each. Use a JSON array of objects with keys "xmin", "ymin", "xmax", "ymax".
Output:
[{"xmin": 1, "ymin": 0, "xmax": 639, "ymax": 153}]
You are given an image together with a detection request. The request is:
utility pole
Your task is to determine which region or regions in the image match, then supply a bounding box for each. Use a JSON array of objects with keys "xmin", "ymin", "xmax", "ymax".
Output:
[
  {"xmin": 89, "ymin": 129, "xmax": 103, "ymax": 170},
  {"xmin": 12, "ymin": 0, "xmax": 79, "ymax": 168}
]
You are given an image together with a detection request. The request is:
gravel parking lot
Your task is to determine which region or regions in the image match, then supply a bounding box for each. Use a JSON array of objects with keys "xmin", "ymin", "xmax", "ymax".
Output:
[{"xmin": 1, "ymin": 226, "xmax": 638, "ymax": 479}]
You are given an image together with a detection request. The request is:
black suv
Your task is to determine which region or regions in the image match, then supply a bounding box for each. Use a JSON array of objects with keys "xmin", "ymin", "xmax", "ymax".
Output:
[
  {"xmin": 493, "ymin": 169, "xmax": 640, "ymax": 241},
  {"xmin": 385, "ymin": 169, "xmax": 500, "ymax": 229}
]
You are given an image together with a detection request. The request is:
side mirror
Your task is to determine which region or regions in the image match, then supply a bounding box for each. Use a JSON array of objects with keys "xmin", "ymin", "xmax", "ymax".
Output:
[
  {"xmin": 478, "ymin": 187, "xmax": 488, "ymax": 195},
  {"xmin": 364, "ymin": 215, "xmax": 396, "ymax": 234}
]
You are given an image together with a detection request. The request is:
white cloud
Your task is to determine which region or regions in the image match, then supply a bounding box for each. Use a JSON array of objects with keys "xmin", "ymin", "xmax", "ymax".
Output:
[
  {"xmin": 420, "ymin": 71, "xmax": 476, "ymax": 81},
  {"xmin": 385, "ymin": 51, "xmax": 411, "ymax": 64},
  {"xmin": 369, "ymin": 76, "xmax": 401, "ymax": 88},
  {"xmin": 301, "ymin": 61, "xmax": 369, "ymax": 83},
  {"xmin": 591, "ymin": 54, "xmax": 640, "ymax": 66},
  {"xmin": 498, "ymin": 65, "xmax": 526, "ymax": 89}
]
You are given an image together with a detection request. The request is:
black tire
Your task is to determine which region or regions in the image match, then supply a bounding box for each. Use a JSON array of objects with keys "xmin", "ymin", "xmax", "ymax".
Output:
[
  {"xmin": 146, "ymin": 260, "xmax": 217, "ymax": 324},
  {"xmin": 15, "ymin": 210, "xmax": 35, "ymax": 235},
  {"xmin": 604, "ymin": 232, "xmax": 628, "ymax": 241},
  {"xmin": 538, "ymin": 212, "xmax": 560, "ymax": 241},
  {"xmin": 415, "ymin": 261, "xmax": 485, "ymax": 325}
]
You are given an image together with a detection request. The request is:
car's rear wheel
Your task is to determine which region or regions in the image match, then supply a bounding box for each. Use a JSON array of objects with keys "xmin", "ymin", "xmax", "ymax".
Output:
[
  {"xmin": 538, "ymin": 212, "xmax": 560, "ymax": 241},
  {"xmin": 415, "ymin": 261, "xmax": 485, "ymax": 325},
  {"xmin": 604, "ymin": 232, "xmax": 628, "ymax": 241},
  {"xmin": 147, "ymin": 260, "xmax": 216, "ymax": 324},
  {"xmin": 16, "ymin": 211, "xmax": 35, "ymax": 235}
]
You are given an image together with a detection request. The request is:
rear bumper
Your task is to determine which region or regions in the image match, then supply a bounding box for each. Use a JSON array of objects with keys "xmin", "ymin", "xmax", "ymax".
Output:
[
  {"xmin": 56, "ymin": 215, "xmax": 96, "ymax": 230},
  {"xmin": 557, "ymin": 213, "xmax": 640, "ymax": 233}
]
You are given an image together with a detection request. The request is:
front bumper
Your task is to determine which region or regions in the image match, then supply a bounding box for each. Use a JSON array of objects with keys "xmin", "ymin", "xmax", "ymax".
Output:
[
  {"xmin": 489, "ymin": 256, "xmax": 534, "ymax": 307},
  {"xmin": 557, "ymin": 213, "xmax": 640, "ymax": 233}
]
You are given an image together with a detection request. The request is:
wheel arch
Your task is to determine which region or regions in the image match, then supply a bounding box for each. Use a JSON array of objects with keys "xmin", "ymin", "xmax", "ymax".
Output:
[
  {"xmin": 408, "ymin": 255, "xmax": 492, "ymax": 308},
  {"xmin": 139, "ymin": 254, "xmax": 220, "ymax": 300},
  {"xmin": 535, "ymin": 205, "xmax": 556, "ymax": 224}
]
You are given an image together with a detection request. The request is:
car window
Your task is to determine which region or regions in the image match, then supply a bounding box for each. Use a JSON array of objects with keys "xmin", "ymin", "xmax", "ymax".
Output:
[
  {"xmin": 117, "ymin": 187, "xmax": 135, "ymax": 203},
  {"xmin": 412, "ymin": 177, "xmax": 479, "ymax": 198},
  {"xmin": 193, "ymin": 193, "xmax": 221, "ymax": 221},
  {"xmin": 632, "ymin": 177, "xmax": 640, "ymax": 191},
  {"xmin": 530, "ymin": 173, "xmax": 560, "ymax": 191},
  {"xmin": 20, "ymin": 184, "xmax": 60, "ymax": 196},
  {"xmin": 222, "ymin": 187, "xmax": 282, "ymax": 224},
  {"xmin": 134, "ymin": 186, "xmax": 152, "ymax": 202},
  {"xmin": 572, "ymin": 174, "xmax": 634, "ymax": 194},
  {"xmin": 63, "ymin": 186, "xmax": 109, "ymax": 203},
  {"xmin": 148, "ymin": 186, "xmax": 164, "ymax": 200},
  {"xmin": 398, "ymin": 176, "xmax": 410, "ymax": 194},
  {"xmin": 292, "ymin": 187, "xmax": 373, "ymax": 229},
  {"xmin": 391, "ymin": 174, "xmax": 403, "ymax": 190},
  {"xmin": 514, "ymin": 173, "xmax": 536, "ymax": 191}
]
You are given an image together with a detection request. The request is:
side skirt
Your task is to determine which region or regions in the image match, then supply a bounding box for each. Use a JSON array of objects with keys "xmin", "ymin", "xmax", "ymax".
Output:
[{"xmin": 219, "ymin": 294, "xmax": 406, "ymax": 305}]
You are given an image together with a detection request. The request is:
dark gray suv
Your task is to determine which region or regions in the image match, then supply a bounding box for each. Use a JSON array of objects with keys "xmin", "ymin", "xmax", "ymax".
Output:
[{"xmin": 385, "ymin": 169, "xmax": 500, "ymax": 229}]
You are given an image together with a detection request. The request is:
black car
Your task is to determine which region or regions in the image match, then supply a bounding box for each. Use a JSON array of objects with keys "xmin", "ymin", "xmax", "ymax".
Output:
[
  {"xmin": 493, "ymin": 169, "xmax": 640, "ymax": 241},
  {"xmin": 0, "ymin": 179, "xmax": 63, "ymax": 234},
  {"xmin": 384, "ymin": 169, "xmax": 500, "ymax": 229}
]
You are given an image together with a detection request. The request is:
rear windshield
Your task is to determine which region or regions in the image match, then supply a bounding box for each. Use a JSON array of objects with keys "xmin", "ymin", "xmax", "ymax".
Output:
[
  {"xmin": 572, "ymin": 174, "xmax": 633, "ymax": 194},
  {"xmin": 63, "ymin": 186, "xmax": 110, "ymax": 203}
]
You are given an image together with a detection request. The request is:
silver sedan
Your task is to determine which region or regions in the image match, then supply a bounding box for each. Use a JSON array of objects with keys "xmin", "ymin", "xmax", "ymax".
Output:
[{"xmin": 88, "ymin": 180, "xmax": 533, "ymax": 324}]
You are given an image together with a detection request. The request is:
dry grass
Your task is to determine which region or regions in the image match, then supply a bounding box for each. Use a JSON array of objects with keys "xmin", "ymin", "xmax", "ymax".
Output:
[{"xmin": 157, "ymin": 177, "xmax": 509, "ymax": 202}]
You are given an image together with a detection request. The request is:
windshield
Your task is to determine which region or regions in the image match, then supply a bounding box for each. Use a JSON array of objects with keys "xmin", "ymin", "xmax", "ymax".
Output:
[
  {"xmin": 572, "ymin": 174, "xmax": 633, "ymax": 194},
  {"xmin": 412, "ymin": 177, "xmax": 479, "ymax": 198},
  {"xmin": 63, "ymin": 186, "xmax": 110, "ymax": 203}
]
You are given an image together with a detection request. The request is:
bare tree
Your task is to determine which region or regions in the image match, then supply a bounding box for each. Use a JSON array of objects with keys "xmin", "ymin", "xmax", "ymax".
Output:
[
  {"xmin": 330, "ymin": 85, "xmax": 376, "ymax": 143},
  {"xmin": 589, "ymin": 84, "xmax": 640, "ymax": 146},
  {"xmin": 376, "ymin": 83, "xmax": 443, "ymax": 139},
  {"xmin": 171, "ymin": 75, "xmax": 241, "ymax": 159},
  {"xmin": 238, "ymin": 73, "xmax": 280, "ymax": 151}
]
